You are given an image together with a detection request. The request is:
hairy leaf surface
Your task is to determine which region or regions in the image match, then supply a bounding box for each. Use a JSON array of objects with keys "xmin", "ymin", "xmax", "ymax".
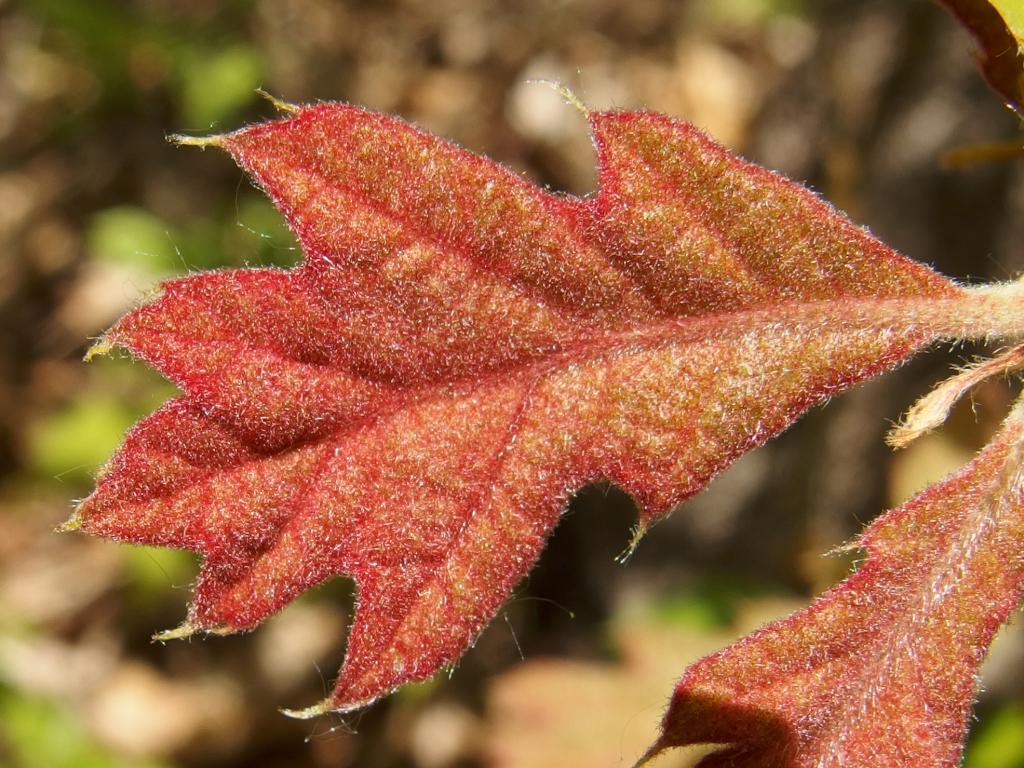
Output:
[
  {"xmin": 76, "ymin": 101, "xmax": 1004, "ymax": 714},
  {"xmin": 645, "ymin": 395, "xmax": 1024, "ymax": 768}
]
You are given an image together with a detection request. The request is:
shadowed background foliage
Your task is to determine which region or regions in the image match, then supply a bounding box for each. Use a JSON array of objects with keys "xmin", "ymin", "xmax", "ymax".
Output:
[{"xmin": 2, "ymin": 1, "xmax": 1023, "ymax": 766}]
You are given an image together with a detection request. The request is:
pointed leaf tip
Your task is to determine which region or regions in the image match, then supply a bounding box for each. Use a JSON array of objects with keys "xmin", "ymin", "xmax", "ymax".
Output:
[
  {"xmin": 254, "ymin": 88, "xmax": 299, "ymax": 114},
  {"xmin": 56, "ymin": 511, "xmax": 82, "ymax": 533},
  {"xmin": 83, "ymin": 338, "xmax": 114, "ymax": 362},
  {"xmin": 255, "ymin": 89, "xmax": 300, "ymax": 114},
  {"xmin": 280, "ymin": 700, "xmax": 335, "ymax": 719},
  {"xmin": 631, "ymin": 742, "xmax": 664, "ymax": 768},
  {"xmin": 525, "ymin": 79, "xmax": 590, "ymax": 116},
  {"xmin": 615, "ymin": 522, "xmax": 649, "ymax": 564},
  {"xmin": 168, "ymin": 132, "xmax": 229, "ymax": 149},
  {"xmin": 152, "ymin": 623, "xmax": 199, "ymax": 642}
]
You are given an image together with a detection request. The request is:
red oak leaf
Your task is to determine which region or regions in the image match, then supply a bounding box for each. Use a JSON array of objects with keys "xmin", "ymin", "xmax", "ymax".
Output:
[
  {"xmin": 71, "ymin": 101, "xmax": 1020, "ymax": 715},
  {"xmin": 644, "ymin": 393, "xmax": 1024, "ymax": 768}
]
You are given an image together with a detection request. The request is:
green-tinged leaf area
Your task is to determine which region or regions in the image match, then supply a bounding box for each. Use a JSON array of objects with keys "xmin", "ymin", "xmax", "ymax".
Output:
[
  {"xmin": 76, "ymin": 101, "xmax": 1022, "ymax": 716},
  {"xmin": 645, "ymin": 394, "xmax": 1024, "ymax": 768}
]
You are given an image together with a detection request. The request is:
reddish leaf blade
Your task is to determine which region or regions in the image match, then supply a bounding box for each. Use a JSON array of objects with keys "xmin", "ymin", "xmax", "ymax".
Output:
[
  {"xmin": 77, "ymin": 103, "xmax": 974, "ymax": 714},
  {"xmin": 646, "ymin": 397, "xmax": 1024, "ymax": 768}
]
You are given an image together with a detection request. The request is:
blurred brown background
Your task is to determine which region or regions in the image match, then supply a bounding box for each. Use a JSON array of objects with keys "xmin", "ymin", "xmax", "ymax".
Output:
[{"xmin": 2, "ymin": 1, "xmax": 1024, "ymax": 766}]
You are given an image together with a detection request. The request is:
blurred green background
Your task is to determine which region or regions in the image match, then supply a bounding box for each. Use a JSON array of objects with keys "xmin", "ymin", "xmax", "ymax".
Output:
[{"xmin": 2, "ymin": 1, "xmax": 1023, "ymax": 766}]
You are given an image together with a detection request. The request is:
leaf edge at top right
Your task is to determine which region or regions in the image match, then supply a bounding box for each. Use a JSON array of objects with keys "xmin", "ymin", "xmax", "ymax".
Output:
[{"xmin": 937, "ymin": 0, "xmax": 1024, "ymax": 112}]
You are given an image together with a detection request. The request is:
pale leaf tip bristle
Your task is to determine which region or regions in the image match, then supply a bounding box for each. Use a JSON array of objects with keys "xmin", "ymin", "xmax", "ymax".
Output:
[
  {"xmin": 55, "ymin": 511, "xmax": 82, "ymax": 533},
  {"xmin": 280, "ymin": 699, "xmax": 334, "ymax": 720},
  {"xmin": 256, "ymin": 89, "xmax": 301, "ymax": 114},
  {"xmin": 826, "ymin": 536, "xmax": 866, "ymax": 557},
  {"xmin": 84, "ymin": 337, "xmax": 113, "ymax": 363},
  {"xmin": 525, "ymin": 79, "xmax": 590, "ymax": 116},
  {"xmin": 168, "ymin": 132, "xmax": 228, "ymax": 149},
  {"xmin": 616, "ymin": 523, "xmax": 648, "ymax": 564},
  {"xmin": 153, "ymin": 622, "xmax": 199, "ymax": 642}
]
